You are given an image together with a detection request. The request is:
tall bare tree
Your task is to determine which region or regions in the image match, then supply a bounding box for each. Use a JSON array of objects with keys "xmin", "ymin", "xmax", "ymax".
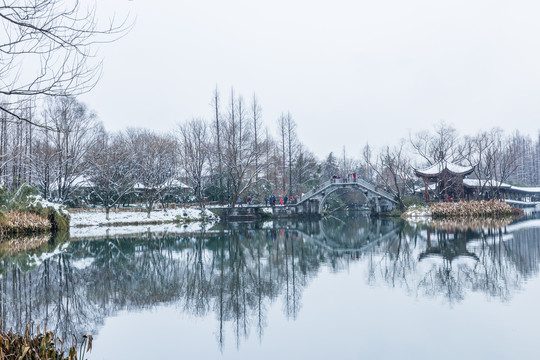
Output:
[
  {"xmin": 210, "ymin": 86, "xmax": 225, "ymax": 202},
  {"xmin": 363, "ymin": 141, "xmax": 411, "ymax": 210},
  {"xmin": 44, "ymin": 96, "xmax": 101, "ymax": 202},
  {"xmin": 178, "ymin": 118, "xmax": 210, "ymax": 208},
  {"xmin": 222, "ymin": 90, "xmax": 260, "ymax": 206}
]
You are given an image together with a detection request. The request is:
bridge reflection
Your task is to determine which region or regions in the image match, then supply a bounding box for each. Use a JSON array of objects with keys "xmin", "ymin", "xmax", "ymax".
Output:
[{"xmin": 0, "ymin": 214, "xmax": 539, "ymax": 350}]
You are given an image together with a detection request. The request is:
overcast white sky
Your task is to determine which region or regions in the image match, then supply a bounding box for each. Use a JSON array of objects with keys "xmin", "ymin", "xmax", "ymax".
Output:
[{"xmin": 81, "ymin": 0, "xmax": 540, "ymax": 158}]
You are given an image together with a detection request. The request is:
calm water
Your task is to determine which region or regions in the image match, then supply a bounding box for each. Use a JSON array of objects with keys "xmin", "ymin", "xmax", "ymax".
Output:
[{"xmin": 1, "ymin": 211, "xmax": 540, "ymax": 359}]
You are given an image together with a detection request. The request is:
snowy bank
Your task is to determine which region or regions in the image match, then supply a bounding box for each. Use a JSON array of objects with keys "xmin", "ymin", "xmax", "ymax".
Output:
[
  {"xmin": 401, "ymin": 205, "xmax": 432, "ymax": 219},
  {"xmin": 69, "ymin": 207, "xmax": 218, "ymax": 227}
]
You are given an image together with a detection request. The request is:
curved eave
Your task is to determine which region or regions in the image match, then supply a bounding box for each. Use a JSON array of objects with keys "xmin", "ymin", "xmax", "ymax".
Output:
[{"xmin": 414, "ymin": 164, "xmax": 475, "ymax": 178}]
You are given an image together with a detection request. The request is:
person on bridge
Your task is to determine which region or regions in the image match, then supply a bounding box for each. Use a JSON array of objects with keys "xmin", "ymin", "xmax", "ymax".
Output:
[
  {"xmin": 284, "ymin": 196, "xmax": 288, "ymax": 205},
  {"xmin": 280, "ymin": 197, "xmax": 283, "ymax": 206},
  {"xmin": 353, "ymin": 172, "xmax": 357, "ymax": 182},
  {"xmin": 238, "ymin": 196, "xmax": 242, "ymax": 207},
  {"xmin": 265, "ymin": 195, "xmax": 268, "ymax": 206}
]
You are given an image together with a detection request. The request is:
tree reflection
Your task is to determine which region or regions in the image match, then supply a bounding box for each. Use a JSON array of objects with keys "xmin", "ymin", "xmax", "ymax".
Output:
[
  {"xmin": 365, "ymin": 218, "xmax": 540, "ymax": 304},
  {"xmin": 0, "ymin": 215, "xmax": 539, "ymax": 350}
]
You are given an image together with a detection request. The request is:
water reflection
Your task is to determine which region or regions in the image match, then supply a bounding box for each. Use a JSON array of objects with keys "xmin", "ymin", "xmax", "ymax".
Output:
[{"xmin": 0, "ymin": 212, "xmax": 539, "ymax": 351}]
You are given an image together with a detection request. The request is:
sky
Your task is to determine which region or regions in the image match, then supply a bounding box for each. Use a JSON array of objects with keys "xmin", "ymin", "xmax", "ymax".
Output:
[{"xmin": 80, "ymin": 0, "xmax": 540, "ymax": 159}]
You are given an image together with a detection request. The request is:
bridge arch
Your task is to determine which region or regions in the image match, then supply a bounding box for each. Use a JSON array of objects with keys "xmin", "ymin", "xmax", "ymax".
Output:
[
  {"xmin": 296, "ymin": 179, "xmax": 398, "ymax": 216},
  {"xmin": 318, "ymin": 185, "xmax": 371, "ymax": 214}
]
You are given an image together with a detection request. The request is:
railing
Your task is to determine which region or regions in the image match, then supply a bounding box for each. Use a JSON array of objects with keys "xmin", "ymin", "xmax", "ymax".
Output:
[{"xmin": 298, "ymin": 178, "xmax": 397, "ymax": 204}]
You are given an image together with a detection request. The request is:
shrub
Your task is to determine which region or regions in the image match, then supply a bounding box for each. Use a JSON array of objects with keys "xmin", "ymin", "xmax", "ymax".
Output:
[
  {"xmin": 0, "ymin": 209, "xmax": 7, "ymax": 226},
  {"xmin": 8, "ymin": 183, "xmax": 38, "ymax": 211}
]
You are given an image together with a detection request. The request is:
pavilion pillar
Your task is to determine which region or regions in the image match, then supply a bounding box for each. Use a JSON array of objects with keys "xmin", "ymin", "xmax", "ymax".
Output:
[{"xmin": 424, "ymin": 178, "xmax": 429, "ymax": 202}]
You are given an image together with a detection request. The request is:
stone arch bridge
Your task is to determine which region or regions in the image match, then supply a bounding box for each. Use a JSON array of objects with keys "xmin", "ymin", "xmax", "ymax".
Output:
[
  {"xmin": 213, "ymin": 179, "xmax": 398, "ymax": 220},
  {"xmin": 293, "ymin": 178, "xmax": 398, "ymax": 216}
]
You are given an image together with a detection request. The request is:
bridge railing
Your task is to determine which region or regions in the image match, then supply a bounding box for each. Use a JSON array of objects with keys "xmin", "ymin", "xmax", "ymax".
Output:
[
  {"xmin": 355, "ymin": 178, "xmax": 397, "ymax": 201},
  {"xmin": 299, "ymin": 178, "xmax": 397, "ymax": 204},
  {"xmin": 300, "ymin": 179, "xmax": 333, "ymax": 201}
]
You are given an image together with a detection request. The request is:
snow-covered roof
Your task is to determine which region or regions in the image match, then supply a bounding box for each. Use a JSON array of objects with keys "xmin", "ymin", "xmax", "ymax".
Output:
[
  {"xmin": 414, "ymin": 161, "xmax": 474, "ymax": 177},
  {"xmin": 134, "ymin": 180, "xmax": 191, "ymax": 190},
  {"xmin": 50, "ymin": 175, "xmax": 92, "ymax": 189},
  {"xmin": 169, "ymin": 179, "xmax": 191, "ymax": 189},
  {"xmin": 509, "ymin": 186, "xmax": 540, "ymax": 193},
  {"xmin": 463, "ymin": 179, "xmax": 512, "ymax": 189}
]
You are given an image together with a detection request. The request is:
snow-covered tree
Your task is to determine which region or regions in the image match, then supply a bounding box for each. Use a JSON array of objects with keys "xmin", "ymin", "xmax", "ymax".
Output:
[
  {"xmin": 128, "ymin": 129, "xmax": 177, "ymax": 217},
  {"xmin": 86, "ymin": 131, "xmax": 136, "ymax": 220}
]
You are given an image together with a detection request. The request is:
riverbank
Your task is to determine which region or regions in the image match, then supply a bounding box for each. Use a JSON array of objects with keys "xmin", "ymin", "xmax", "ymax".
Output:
[{"xmin": 68, "ymin": 207, "xmax": 218, "ymax": 239}]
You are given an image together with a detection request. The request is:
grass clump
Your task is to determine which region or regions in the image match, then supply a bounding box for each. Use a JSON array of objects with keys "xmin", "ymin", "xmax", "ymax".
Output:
[
  {"xmin": 0, "ymin": 322, "xmax": 92, "ymax": 360},
  {"xmin": 1, "ymin": 211, "xmax": 51, "ymax": 234},
  {"xmin": 430, "ymin": 200, "xmax": 522, "ymax": 218}
]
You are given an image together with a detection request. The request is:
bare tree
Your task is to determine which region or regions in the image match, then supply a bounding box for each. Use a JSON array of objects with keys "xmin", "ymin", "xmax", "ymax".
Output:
[
  {"xmin": 177, "ymin": 118, "xmax": 210, "ymax": 208},
  {"xmin": 86, "ymin": 131, "xmax": 136, "ymax": 220},
  {"xmin": 210, "ymin": 86, "xmax": 225, "ymax": 202},
  {"xmin": 410, "ymin": 121, "xmax": 462, "ymax": 165},
  {"xmin": 128, "ymin": 129, "xmax": 177, "ymax": 218},
  {"xmin": 277, "ymin": 114, "xmax": 287, "ymax": 194},
  {"xmin": 222, "ymin": 90, "xmax": 260, "ymax": 206},
  {"xmin": 251, "ymin": 94, "xmax": 263, "ymax": 182},
  {"xmin": 0, "ymin": 0, "xmax": 130, "ymax": 126},
  {"xmin": 460, "ymin": 129, "xmax": 500, "ymax": 199},
  {"xmin": 292, "ymin": 145, "xmax": 319, "ymax": 195},
  {"xmin": 44, "ymin": 96, "xmax": 101, "ymax": 202},
  {"xmin": 363, "ymin": 141, "xmax": 411, "ymax": 210},
  {"xmin": 285, "ymin": 112, "xmax": 298, "ymax": 196}
]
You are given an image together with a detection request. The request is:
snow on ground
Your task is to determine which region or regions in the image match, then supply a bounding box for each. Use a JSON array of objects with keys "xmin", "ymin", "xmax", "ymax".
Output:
[
  {"xmin": 69, "ymin": 207, "xmax": 218, "ymax": 227},
  {"xmin": 68, "ymin": 207, "xmax": 219, "ymax": 239},
  {"xmin": 69, "ymin": 221, "xmax": 213, "ymax": 239},
  {"xmin": 402, "ymin": 205, "xmax": 432, "ymax": 218}
]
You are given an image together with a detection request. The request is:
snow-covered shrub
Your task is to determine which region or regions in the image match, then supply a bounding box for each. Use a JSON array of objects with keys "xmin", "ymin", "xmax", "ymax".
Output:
[{"xmin": 3, "ymin": 184, "xmax": 71, "ymax": 232}]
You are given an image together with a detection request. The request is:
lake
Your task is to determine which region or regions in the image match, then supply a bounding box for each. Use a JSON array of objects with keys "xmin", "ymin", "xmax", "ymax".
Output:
[{"xmin": 1, "ymin": 210, "xmax": 540, "ymax": 359}]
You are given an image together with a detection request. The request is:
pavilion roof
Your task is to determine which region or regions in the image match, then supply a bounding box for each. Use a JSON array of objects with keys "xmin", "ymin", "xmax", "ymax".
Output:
[
  {"xmin": 414, "ymin": 161, "xmax": 474, "ymax": 177},
  {"xmin": 463, "ymin": 179, "xmax": 512, "ymax": 189},
  {"xmin": 508, "ymin": 185, "xmax": 540, "ymax": 193}
]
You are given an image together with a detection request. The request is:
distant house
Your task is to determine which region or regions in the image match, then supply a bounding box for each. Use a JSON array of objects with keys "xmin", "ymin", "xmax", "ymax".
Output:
[
  {"xmin": 505, "ymin": 185, "xmax": 540, "ymax": 203},
  {"xmin": 132, "ymin": 179, "xmax": 193, "ymax": 204},
  {"xmin": 462, "ymin": 179, "xmax": 512, "ymax": 200}
]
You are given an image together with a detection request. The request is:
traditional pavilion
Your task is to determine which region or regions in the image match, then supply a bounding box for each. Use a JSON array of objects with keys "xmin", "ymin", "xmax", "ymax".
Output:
[{"xmin": 414, "ymin": 161, "xmax": 474, "ymax": 202}]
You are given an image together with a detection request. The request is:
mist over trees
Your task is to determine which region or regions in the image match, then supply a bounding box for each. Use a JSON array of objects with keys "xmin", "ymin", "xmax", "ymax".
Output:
[{"xmin": 0, "ymin": 89, "xmax": 539, "ymax": 209}]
